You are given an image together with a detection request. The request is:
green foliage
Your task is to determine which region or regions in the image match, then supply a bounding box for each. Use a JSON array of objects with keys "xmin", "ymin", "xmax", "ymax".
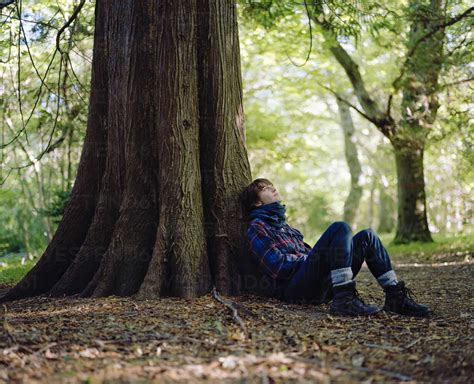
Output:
[
  {"xmin": 0, "ymin": 255, "xmax": 35, "ymax": 285},
  {"xmin": 0, "ymin": 189, "xmax": 25, "ymax": 255},
  {"xmin": 0, "ymin": 0, "xmax": 93, "ymax": 256},
  {"xmin": 0, "ymin": 233, "xmax": 23, "ymax": 256},
  {"xmin": 383, "ymin": 233, "xmax": 474, "ymax": 261},
  {"xmin": 239, "ymin": 0, "xmax": 296, "ymax": 29},
  {"xmin": 239, "ymin": 0, "xmax": 405, "ymax": 43},
  {"xmin": 39, "ymin": 187, "xmax": 72, "ymax": 224}
]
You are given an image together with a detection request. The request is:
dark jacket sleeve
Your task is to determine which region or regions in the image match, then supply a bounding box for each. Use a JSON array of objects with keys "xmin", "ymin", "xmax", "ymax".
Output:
[{"xmin": 248, "ymin": 221, "xmax": 303, "ymax": 280}]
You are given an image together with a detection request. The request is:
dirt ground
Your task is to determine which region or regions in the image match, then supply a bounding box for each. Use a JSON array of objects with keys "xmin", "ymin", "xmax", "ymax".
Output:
[{"xmin": 1, "ymin": 259, "xmax": 473, "ymax": 383}]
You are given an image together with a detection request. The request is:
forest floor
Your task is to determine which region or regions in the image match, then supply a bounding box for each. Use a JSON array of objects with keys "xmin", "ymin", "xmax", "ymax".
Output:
[{"xmin": 0, "ymin": 250, "xmax": 472, "ymax": 383}]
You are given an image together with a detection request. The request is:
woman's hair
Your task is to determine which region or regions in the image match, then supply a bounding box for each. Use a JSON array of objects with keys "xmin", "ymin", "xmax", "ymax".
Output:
[{"xmin": 241, "ymin": 178, "xmax": 273, "ymax": 212}]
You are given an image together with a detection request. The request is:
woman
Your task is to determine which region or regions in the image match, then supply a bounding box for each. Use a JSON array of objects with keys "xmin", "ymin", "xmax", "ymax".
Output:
[{"xmin": 242, "ymin": 178, "xmax": 430, "ymax": 317}]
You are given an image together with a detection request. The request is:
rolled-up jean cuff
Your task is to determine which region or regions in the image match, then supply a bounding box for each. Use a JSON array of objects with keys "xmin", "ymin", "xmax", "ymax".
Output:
[
  {"xmin": 331, "ymin": 267, "xmax": 353, "ymax": 287},
  {"xmin": 377, "ymin": 270, "xmax": 397, "ymax": 288}
]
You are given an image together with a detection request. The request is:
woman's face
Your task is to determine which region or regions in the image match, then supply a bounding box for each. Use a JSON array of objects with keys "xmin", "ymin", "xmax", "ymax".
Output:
[{"xmin": 255, "ymin": 182, "xmax": 282, "ymax": 206}]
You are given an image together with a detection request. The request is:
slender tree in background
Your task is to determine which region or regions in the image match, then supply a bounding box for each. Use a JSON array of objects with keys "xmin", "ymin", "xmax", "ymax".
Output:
[
  {"xmin": 337, "ymin": 97, "xmax": 362, "ymax": 229},
  {"xmin": 1, "ymin": 0, "xmax": 252, "ymax": 302},
  {"xmin": 378, "ymin": 186, "xmax": 396, "ymax": 234}
]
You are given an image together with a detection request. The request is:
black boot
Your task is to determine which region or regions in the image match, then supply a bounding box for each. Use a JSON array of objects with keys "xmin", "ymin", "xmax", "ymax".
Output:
[
  {"xmin": 330, "ymin": 281, "xmax": 380, "ymax": 316},
  {"xmin": 383, "ymin": 281, "xmax": 431, "ymax": 317}
]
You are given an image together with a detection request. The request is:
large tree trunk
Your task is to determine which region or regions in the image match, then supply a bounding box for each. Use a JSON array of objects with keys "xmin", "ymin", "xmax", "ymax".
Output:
[
  {"xmin": 393, "ymin": 144, "xmax": 432, "ymax": 243},
  {"xmin": 337, "ymin": 97, "xmax": 362, "ymax": 229},
  {"xmin": 2, "ymin": 0, "xmax": 252, "ymax": 302}
]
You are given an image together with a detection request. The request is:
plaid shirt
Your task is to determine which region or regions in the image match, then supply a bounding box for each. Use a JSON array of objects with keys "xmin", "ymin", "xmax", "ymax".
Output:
[{"xmin": 247, "ymin": 218, "xmax": 311, "ymax": 281}]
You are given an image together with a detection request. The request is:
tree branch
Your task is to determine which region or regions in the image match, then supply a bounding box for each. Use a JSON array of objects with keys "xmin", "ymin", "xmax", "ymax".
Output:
[
  {"xmin": 15, "ymin": 0, "xmax": 28, "ymax": 145},
  {"xmin": 56, "ymin": 0, "xmax": 86, "ymax": 54},
  {"xmin": 0, "ymin": 12, "xmax": 59, "ymax": 29},
  {"xmin": 328, "ymin": 42, "xmax": 388, "ymax": 123},
  {"xmin": 307, "ymin": 4, "xmax": 395, "ymax": 137},
  {"xmin": 315, "ymin": 80, "xmax": 377, "ymax": 124},
  {"xmin": 1, "ymin": 48, "xmax": 59, "ymax": 150},
  {"xmin": 391, "ymin": 6, "xmax": 474, "ymax": 92},
  {"xmin": 285, "ymin": 0, "xmax": 313, "ymax": 67},
  {"xmin": 2, "ymin": 1, "xmax": 85, "ymax": 151},
  {"xmin": 316, "ymin": 28, "xmax": 394, "ymax": 136},
  {"xmin": 440, "ymin": 76, "xmax": 474, "ymax": 89}
]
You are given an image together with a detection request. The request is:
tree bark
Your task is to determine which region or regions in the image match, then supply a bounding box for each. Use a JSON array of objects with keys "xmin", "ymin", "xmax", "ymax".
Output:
[
  {"xmin": 337, "ymin": 97, "xmax": 362, "ymax": 229},
  {"xmin": 50, "ymin": 2, "xmax": 128, "ymax": 296},
  {"xmin": 393, "ymin": 144, "xmax": 432, "ymax": 243},
  {"xmin": 137, "ymin": 0, "xmax": 211, "ymax": 299},
  {"xmin": 196, "ymin": 0, "xmax": 252, "ymax": 295}
]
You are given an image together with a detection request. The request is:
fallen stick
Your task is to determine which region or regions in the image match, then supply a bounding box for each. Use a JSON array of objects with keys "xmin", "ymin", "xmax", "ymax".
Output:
[
  {"xmin": 211, "ymin": 287, "xmax": 248, "ymax": 339},
  {"xmin": 32, "ymin": 342, "xmax": 58, "ymax": 357},
  {"xmin": 404, "ymin": 337, "xmax": 422, "ymax": 350},
  {"xmin": 362, "ymin": 342, "xmax": 403, "ymax": 351},
  {"xmin": 334, "ymin": 363, "xmax": 412, "ymax": 381}
]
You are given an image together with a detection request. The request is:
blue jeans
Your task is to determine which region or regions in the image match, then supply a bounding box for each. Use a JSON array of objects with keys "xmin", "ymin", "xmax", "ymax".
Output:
[{"xmin": 283, "ymin": 221, "xmax": 394, "ymax": 303}]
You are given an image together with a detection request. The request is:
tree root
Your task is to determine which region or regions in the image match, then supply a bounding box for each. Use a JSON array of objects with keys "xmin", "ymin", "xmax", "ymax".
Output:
[{"xmin": 212, "ymin": 286, "xmax": 248, "ymax": 339}]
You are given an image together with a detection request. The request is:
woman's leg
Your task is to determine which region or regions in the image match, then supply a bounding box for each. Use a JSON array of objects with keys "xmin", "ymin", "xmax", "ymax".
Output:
[
  {"xmin": 283, "ymin": 221, "xmax": 353, "ymax": 303},
  {"xmin": 351, "ymin": 228, "xmax": 397, "ymax": 287},
  {"xmin": 350, "ymin": 228, "xmax": 431, "ymax": 316}
]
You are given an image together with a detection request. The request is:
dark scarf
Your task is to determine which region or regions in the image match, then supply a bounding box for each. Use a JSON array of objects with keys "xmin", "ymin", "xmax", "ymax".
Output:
[{"xmin": 250, "ymin": 202, "xmax": 286, "ymax": 228}]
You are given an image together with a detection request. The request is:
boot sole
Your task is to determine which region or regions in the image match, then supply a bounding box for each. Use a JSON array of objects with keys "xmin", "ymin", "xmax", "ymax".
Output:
[
  {"xmin": 330, "ymin": 307, "xmax": 381, "ymax": 316},
  {"xmin": 383, "ymin": 306, "xmax": 431, "ymax": 318}
]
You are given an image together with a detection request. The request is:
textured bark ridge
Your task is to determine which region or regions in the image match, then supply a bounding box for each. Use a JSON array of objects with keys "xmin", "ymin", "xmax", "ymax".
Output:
[
  {"xmin": 2, "ymin": 0, "xmax": 253, "ymax": 302},
  {"xmin": 196, "ymin": 0, "xmax": 252, "ymax": 295},
  {"xmin": 393, "ymin": 144, "xmax": 431, "ymax": 243}
]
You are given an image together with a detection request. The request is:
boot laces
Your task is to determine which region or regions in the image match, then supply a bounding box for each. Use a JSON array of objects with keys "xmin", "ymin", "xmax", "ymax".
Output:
[
  {"xmin": 401, "ymin": 284, "xmax": 418, "ymax": 304},
  {"xmin": 353, "ymin": 287, "xmax": 367, "ymax": 304}
]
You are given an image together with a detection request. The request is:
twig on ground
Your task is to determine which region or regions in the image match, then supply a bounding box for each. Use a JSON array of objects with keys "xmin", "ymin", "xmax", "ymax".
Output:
[
  {"xmin": 32, "ymin": 342, "xmax": 58, "ymax": 357},
  {"xmin": 230, "ymin": 301, "xmax": 259, "ymax": 319},
  {"xmin": 404, "ymin": 337, "xmax": 422, "ymax": 349},
  {"xmin": 334, "ymin": 363, "xmax": 412, "ymax": 381},
  {"xmin": 362, "ymin": 342, "xmax": 403, "ymax": 351},
  {"xmin": 212, "ymin": 287, "xmax": 248, "ymax": 339}
]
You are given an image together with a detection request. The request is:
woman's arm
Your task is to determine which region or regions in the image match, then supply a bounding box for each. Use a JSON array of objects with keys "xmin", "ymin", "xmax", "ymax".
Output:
[{"xmin": 248, "ymin": 220, "xmax": 303, "ymax": 280}]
